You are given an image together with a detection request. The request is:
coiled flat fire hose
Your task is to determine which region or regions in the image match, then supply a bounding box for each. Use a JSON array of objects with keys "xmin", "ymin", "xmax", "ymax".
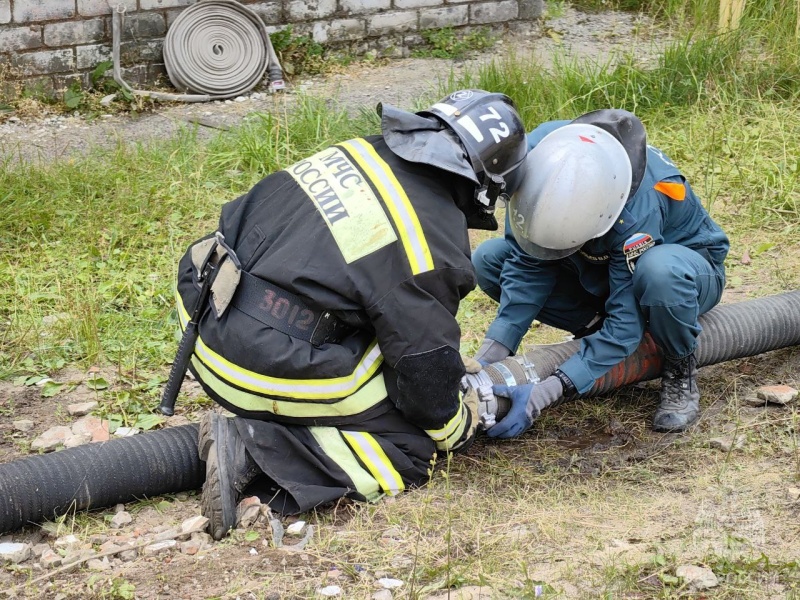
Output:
[{"xmin": 113, "ymin": 0, "xmax": 284, "ymax": 102}]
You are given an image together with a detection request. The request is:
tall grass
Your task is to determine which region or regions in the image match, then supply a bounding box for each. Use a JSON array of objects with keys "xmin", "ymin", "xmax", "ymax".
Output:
[{"xmin": 1, "ymin": 7, "xmax": 799, "ymax": 375}]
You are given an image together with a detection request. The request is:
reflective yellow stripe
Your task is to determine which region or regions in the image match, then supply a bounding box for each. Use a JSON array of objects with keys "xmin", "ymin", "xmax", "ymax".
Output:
[
  {"xmin": 309, "ymin": 427, "xmax": 382, "ymax": 502},
  {"xmin": 342, "ymin": 431, "xmax": 405, "ymax": 496},
  {"xmin": 338, "ymin": 138, "xmax": 434, "ymax": 275},
  {"xmin": 189, "ymin": 355, "xmax": 388, "ymax": 417},
  {"xmin": 177, "ymin": 292, "xmax": 383, "ymax": 399},
  {"xmin": 425, "ymin": 402, "xmax": 467, "ymax": 451}
]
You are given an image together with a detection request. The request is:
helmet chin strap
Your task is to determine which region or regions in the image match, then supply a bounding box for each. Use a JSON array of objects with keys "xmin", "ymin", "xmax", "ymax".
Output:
[{"xmin": 475, "ymin": 173, "xmax": 507, "ymax": 211}]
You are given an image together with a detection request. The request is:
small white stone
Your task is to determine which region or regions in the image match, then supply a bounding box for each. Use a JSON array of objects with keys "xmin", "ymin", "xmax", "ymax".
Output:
[
  {"xmin": 318, "ymin": 586, "xmax": 341, "ymax": 597},
  {"xmin": 114, "ymin": 427, "xmax": 140, "ymax": 437},
  {"xmin": 0, "ymin": 542, "xmax": 32, "ymax": 564},
  {"xmin": 286, "ymin": 521, "xmax": 307, "ymax": 535},
  {"xmin": 234, "ymin": 96, "xmax": 247, "ymax": 102},
  {"xmin": 249, "ymin": 547, "xmax": 258, "ymax": 555},
  {"xmin": 54, "ymin": 535, "xmax": 80, "ymax": 549},
  {"xmin": 143, "ymin": 540, "xmax": 177, "ymax": 556},
  {"xmin": 180, "ymin": 515, "xmax": 209, "ymax": 535},
  {"xmin": 377, "ymin": 578, "xmax": 403, "ymax": 589},
  {"xmin": 787, "ymin": 487, "xmax": 800, "ymax": 501},
  {"xmin": 110, "ymin": 511, "xmax": 132, "ymax": 529},
  {"xmin": 676, "ymin": 565, "xmax": 719, "ymax": 590},
  {"xmin": 372, "ymin": 591, "xmax": 392, "ymax": 600}
]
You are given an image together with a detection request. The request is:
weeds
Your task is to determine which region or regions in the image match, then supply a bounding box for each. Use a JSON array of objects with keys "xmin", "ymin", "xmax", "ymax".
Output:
[{"xmin": 412, "ymin": 27, "xmax": 496, "ymax": 60}]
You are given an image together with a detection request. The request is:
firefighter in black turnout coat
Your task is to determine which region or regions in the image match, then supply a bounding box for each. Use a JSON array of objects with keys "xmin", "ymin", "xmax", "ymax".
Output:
[{"xmin": 171, "ymin": 90, "xmax": 529, "ymax": 539}]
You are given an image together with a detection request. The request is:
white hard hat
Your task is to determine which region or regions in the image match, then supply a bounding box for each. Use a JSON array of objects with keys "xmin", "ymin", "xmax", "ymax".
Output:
[{"xmin": 508, "ymin": 123, "xmax": 633, "ymax": 260}]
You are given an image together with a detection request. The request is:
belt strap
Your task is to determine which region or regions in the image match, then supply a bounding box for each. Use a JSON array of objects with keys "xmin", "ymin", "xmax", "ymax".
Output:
[{"xmin": 233, "ymin": 271, "xmax": 351, "ymax": 346}]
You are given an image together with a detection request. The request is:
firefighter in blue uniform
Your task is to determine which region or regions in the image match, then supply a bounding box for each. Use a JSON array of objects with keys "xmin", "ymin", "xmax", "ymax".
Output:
[
  {"xmin": 172, "ymin": 90, "xmax": 529, "ymax": 539},
  {"xmin": 472, "ymin": 109, "xmax": 729, "ymax": 438}
]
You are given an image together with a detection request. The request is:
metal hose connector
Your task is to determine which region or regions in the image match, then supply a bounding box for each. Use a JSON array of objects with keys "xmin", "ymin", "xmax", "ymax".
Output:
[{"xmin": 164, "ymin": 0, "xmax": 271, "ymax": 98}]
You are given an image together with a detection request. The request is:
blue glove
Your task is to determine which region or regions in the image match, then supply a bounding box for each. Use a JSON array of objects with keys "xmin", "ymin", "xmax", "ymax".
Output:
[{"xmin": 487, "ymin": 376, "xmax": 564, "ymax": 439}]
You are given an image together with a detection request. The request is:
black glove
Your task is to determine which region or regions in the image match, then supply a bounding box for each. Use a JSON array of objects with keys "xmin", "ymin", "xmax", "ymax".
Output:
[{"xmin": 487, "ymin": 376, "xmax": 564, "ymax": 439}]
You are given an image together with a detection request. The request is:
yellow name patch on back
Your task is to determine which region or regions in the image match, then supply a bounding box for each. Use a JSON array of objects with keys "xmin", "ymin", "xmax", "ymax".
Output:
[{"xmin": 287, "ymin": 147, "xmax": 397, "ymax": 263}]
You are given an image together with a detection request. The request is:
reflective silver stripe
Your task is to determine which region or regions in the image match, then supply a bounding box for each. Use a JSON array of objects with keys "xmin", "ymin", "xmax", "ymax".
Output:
[
  {"xmin": 309, "ymin": 427, "xmax": 382, "ymax": 502},
  {"xmin": 425, "ymin": 402, "xmax": 465, "ymax": 442},
  {"xmin": 339, "ymin": 138, "xmax": 434, "ymax": 275},
  {"xmin": 177, "ymin": 291, "xmax": 383, "ymax": 399},
  {"xmin": 342, "ymin": 431, "xmax": 404, "ymax": 495}
]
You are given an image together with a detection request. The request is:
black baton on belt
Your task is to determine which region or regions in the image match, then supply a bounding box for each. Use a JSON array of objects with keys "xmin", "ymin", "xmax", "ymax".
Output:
[{"xmin": 159, "ymin": 257, "xmax": 219, "ymax": 416}]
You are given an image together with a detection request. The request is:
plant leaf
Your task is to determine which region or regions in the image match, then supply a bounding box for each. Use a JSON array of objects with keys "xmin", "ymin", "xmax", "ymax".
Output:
[{"xmin": 41, "ymin": 381, "xmax": 65, "ymax": 397}]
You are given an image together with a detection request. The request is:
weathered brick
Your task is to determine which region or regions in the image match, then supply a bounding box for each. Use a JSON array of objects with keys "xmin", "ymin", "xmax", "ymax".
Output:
[
  {"xmin": 13, "ymin": 0, "xmax": 76, "ymax": 23},
  {"xmin": 120, "ymin": 12, "xmax": 166, "ymax": 39},
  {"xmin": 518, "ymin": 0, "xmax": 544, "ymax": 20},
  {"xmin": 119, "ymin": 39, "xmax": 164, "ymax": 66},
  {"xmin": 76, "ymin": 43, "xmax": 111, "ymax": 69},
  {"xmin": 420, "ymin": 5, "xmax": 468, "ymax": 29},
  {"xmin": 469, "ymin": 0, "xmax": 518, "ymax": 24},
  {"xmin": 367, "ymin": 11, "xmax": 417, "ymax": 36},
  {"xmin": 286, "ymin": 0, "xmax": 336, "ymax": 21},
  {"xmin": 311, "ymin": 21, "xmax": 327, "ymax": 44},
  {"xmin": 78, "ymin": 0, "xmax": 136, "ymax": 17},
  {"xmin": 395, "ymin": 0, "xmax": 440, "ymax": 9},
  {"xmin": 13, "ymin": 48, "xmax": 75, "ymax": 76},
  {"xmin": 44, "ymin": 19, "xmax": 105, "ymax": 47},
  {"xmin": 0, "ymin": 25, "xmax": 42, "ymax": 52},
  {"xmin": 326, "ymin": 18, "xmax": 365, "ymax": 42},
  {"xmin": 340, "ymin": 0, "xmax": 390, "ymax": 14},
  {"xmin": 248, "ymin": 2, "xmax": 283, "ymax": 25},
  {"xmin": 1, "ymin": 1, "xmax": 11, "ymax": 25},
  {"xmin": 140, "ymin": 0, "xmax": 197, "ymax": 10}
]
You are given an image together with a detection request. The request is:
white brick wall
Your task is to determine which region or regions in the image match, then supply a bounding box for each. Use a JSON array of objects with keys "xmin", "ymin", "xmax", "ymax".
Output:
[{"xmin": 1, "ymin": 0, "xmax": 542, "ymax": 92}]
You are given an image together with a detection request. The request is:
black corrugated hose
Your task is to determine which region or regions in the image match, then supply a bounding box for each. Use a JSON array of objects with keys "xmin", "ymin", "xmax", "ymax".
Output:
[
  {"xmin": 0, "ymin": 291, "xmax": 798, "ymax": 534},
  {"xmin": 0, "ymin": 424, "xmax": 202, "ymax": 534}
]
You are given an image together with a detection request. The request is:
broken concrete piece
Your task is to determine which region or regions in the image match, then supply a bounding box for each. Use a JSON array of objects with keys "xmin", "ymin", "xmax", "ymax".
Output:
[
  {"xmin": 676, "ymin": 565, "xmax": 719, "ymax": 590},
  {"xmin": 31, "ymin": 426, "xmax": 72, "ymax": 452},
  {"xmin": 180, "ymin": 515, "xmax": 209, "ymax": 538},
  {"xmin": 40, "ymin": 548, "xmax": 62, "ymax": 568},
  {"xmin": 143, "ymin": 540, "xmax": 177, "ymax": 556},
  {"xmin": 12, "ymin": 420, "xmax": 34, "ymax": 432},
  {"xmin": 756, "ymin": 385, "xmax": 798, "ymax": 405},
  {"xmin": 110, "ymin": 511, "xmax": 133, "ymax": 529},
  {"xmin": 114, "ymin": 427, "xmax": 140, "ymax": 437},
  {"xmin": 787, "ymin": 487, "xmax": 800, "ymax": 501},
  {"xmin": 286, "ymin": 520, "xmax": 307, "ymax": 536},
  {"xmin": 64, "ymin": 433, "xmax": 92, "ymax": 448},
  {"xmin": 71, "ymin": 416, "xmax": 110, "ymax": 442},
  {"xmin": 0, "ymin": 542, "xmax": 32, "ymax": 564},
  {"xmin": 237, "ymin": 496, "xmax": 262, "ymax": 528},
  {"xmin": 67, "ymin": 401, "xmax": 98, "ymax": 416}
]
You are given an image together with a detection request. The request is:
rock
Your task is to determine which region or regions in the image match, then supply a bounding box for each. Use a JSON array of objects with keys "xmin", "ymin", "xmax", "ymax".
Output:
[
  {"xmin": 372, "ymin": 591, "xmax": 393, "ymax": 600},
  {"xmin": 318, "ymin": 586, "xmax": 341, "ymax": 597},
  {"xmin": 114, "ymin": 427, "xmax": 140, "ymax": 437},
  {"xmin": 787, "ymin": 487, "xmax": 800, "ymax": 501},
  {"xmin": 12, "ymin": 419, "xmax": 35, "ymax": 432},
  {"xmin": 71, "ymin": 416, "xmax": 110, "ymax": 442},
  {"xmin": 114, "ymin": 503, "xmax": 126, "ymax": 513},
  {"xmin": 237, "ymin": 496, "xmax": 262, "ymax": 528},
  {"xmin": 66, "ymin": 401, "xmax": 98, "ymax": 416},
  {"xmin": 744, "ymin": 395, "xmax": 768, "ymax": 407},
  {"xmin": 190, "ymin": 531, "xmax": 213, "ymax": 546},
  {"xmin": 0, "ymin": 542, "xmax": 32, "ymax": 564},
  {"xmin": 676, "ymin": 565, "xmax": 719, "ymax": 590},
  {"xmin": 64, "ymin": 433, "xmax": 92, "ymax": 448},
  {"xmin": 87, "ymin": 557, "xmax": 110, "ymax": 571},
  {"xmin": 286, "ymin": 520, "xmax": 307, "ymax": 536},
  {"xmin": 32, "ymin": 543, "xmax": 50, "ymax": 557},
  {"xmin": 54, "ymin": 534, "xmax": 81, "ymax": 550},
  {"xmin": 708, "ymin": 435, "xmax": 745, "ymax": 453},
  {"xmin": 110, "ymin": 511, "xmax": 133, "ymax": 529},
  {"xmin": 143, "ymin": 540, "xmax": 177, "ymax": 556},
  {"xmin": 378, "ymin": 578, "xmax": 403, "ymax": 589},
  {"xmin": 31, "ymin": 426, "xmax": 72, "ymax": 452},
  {"xmin": 40, "ymin": 548, "xmax": 62, "ymax": 568},
  {"xmin": 119, "ymin": 549, "xmax": 138, "ymax": 561},
  {"xmin": 756, "ymin": 385, "xmax": 798, "ymax": 405},
  {"xmin": 179, "ymin": 515, "xmax": 209, "ymax": 538},
  {"xmin": 153, "ymin": 528, "xmax": 180, "ymax": 542},
  {"xmin": 179, "ymin": 540, "xmax": 203, "ymax": 555}
]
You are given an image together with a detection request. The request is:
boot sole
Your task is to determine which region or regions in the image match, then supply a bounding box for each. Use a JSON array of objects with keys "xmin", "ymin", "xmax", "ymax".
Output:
[{"xmin": 198, "ymin": 412, "xmax": 236, "ymax": 540}]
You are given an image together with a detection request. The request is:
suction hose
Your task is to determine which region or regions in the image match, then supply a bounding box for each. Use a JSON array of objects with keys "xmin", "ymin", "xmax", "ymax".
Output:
[
  {"xmin": 1, "ymin": 292, "xmax": 798, "ymax": 534},
  {"xmin": 468, "ymin": 290, "xmax": 800, "ymax": 421},
  {"xmin": 0, "ymin": 424, "xmax": 202, "ymax": 534}
]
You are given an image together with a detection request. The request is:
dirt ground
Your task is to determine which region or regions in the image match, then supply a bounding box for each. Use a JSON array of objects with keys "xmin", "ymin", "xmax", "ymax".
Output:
[{"xmin": 2, "ymin": 7, "xmax": 800, "ymax": 600}]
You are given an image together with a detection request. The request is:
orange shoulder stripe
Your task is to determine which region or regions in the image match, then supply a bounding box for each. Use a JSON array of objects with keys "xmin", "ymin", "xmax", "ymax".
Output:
[{"xmin": 654, "ymin": 181, "xmax": 686, "ymax": 201}]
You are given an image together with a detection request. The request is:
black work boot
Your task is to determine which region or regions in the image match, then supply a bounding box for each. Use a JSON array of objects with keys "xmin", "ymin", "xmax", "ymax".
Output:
[
  {"xmin": 198, "ymin": 412, "xmax": 261, "ymax": 540},
  {"xmin": 653, "ymin": 353, "xmax": 700, "ymax": 433}
]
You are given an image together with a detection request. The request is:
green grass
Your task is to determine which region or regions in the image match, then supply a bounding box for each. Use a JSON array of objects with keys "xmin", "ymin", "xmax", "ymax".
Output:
[{"xmin": 2, "ymin": 7, "xmax": 800, "ymax": 597}]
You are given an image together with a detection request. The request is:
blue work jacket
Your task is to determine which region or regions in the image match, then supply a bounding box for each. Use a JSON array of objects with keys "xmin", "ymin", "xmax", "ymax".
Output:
[{"xmin": 485, "ymin": 120, "xmax": 730, "ymax": 393}]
